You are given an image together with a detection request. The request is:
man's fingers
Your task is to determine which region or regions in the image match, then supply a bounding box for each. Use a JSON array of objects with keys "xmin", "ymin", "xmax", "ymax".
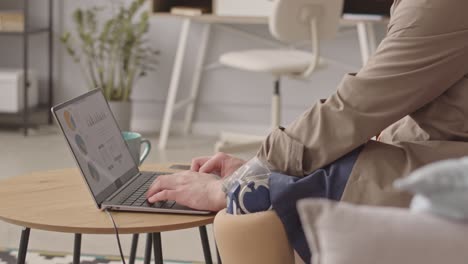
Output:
[
  {"xmin": 191, "ymin": 156, "xmax": 212, "ymax": 171},
  {"xmin": 199, "ymin": 153, "xmax": 227, "ymax": 174},
  {"xmin": 146, "ymin": 175, "xmax": 177, "ymax": 198},
  {"xmin": 147, "ymin": 190, "xmax": 178, "ymax": 203}
]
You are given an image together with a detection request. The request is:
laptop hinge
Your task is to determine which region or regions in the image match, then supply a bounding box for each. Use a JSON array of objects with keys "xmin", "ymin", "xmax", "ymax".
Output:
[{"xmin": 104, "ymin": 172, "xmax": 141, "ymax": 203}]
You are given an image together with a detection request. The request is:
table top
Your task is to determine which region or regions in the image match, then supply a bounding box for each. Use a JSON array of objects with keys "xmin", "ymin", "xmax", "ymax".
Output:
[
  {"xmin": 153, "ymin": 12, "xmax": 390, "ymax": 25},
  {"xmin": 0, "ymin": 164, "xmax": 216, "ymax": 234}
]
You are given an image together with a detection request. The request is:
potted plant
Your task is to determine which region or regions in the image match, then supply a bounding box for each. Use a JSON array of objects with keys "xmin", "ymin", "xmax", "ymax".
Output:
[{"xmin": 61, "ymin": 0, "xmax": 158, "ymax": 130}]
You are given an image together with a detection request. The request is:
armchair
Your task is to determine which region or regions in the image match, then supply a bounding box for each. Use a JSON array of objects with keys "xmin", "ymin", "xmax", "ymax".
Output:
[
  {"xmin": 214, "ymin": 209, "xmax": 304, "ymax": 264},
  {"xmin": 214, "ymin": 201, "xmax": 468, "ymax": 264}
]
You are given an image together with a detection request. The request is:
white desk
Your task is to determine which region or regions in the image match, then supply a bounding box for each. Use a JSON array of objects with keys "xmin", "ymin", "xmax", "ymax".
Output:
[{"xmin": 156, "ymin": 13, "xmax": 389, "ymax": 150}]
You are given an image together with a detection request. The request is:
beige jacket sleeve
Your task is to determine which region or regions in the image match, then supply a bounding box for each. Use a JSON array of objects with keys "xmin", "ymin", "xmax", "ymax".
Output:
[{"xmin": 257, "ymin": 0, "xmax": 468, "ymax": 176}]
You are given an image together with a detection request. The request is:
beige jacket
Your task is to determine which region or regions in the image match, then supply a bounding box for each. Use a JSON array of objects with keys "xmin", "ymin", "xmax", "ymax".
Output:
[{"xmin": 257, "ymin": 0, "xmax": 468, "ymax": 207}]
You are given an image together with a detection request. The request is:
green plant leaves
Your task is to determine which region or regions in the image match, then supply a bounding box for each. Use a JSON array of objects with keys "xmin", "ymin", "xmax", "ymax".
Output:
[{"xmin": 61, "ymin": 0, "xmax": 159, "ymax": 101}]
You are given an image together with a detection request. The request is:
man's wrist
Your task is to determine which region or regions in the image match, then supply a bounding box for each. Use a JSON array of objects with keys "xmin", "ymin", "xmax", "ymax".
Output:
[{"xmin": 209, "ymin": 179, "xmax": 227, "ymax": 211}]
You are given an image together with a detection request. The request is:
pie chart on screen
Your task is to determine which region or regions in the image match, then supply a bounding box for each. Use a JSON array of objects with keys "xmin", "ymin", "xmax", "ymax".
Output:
[
  {"xmin": 88, "ymin": 162, "xmax": 100, "ymax": 182},
  {"xmin": 64, "ymin": 111, "xmax": 77, "ymax": 131},
  {"xmin": 75, "ymin": 134, "xmax": 88, "ymax": 155}
]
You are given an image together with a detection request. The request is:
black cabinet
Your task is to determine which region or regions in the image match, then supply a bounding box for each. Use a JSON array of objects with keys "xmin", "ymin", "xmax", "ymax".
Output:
[{"xmin": 0, "ymin": 0, "xmax": 54, "ymax": 136}]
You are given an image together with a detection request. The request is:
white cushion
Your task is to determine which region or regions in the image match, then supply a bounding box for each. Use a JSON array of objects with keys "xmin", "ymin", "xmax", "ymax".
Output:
[
  {"xmin": 394, "ymin": 157, "xmax": 468, "ymax": 220},
  {"xmin": 297, "ymin": 199, "xmax": 468, "ymax": 264},
  {"xmin": 220, "ymin": 49, "xmax": 322, "ymax": 75}
]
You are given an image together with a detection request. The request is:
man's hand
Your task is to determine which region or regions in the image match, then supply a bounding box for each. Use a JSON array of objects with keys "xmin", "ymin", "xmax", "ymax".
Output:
[
  {"xmin": 191, "ymin": 152, "xmax": 246, "ymax": 178},
  {"xmin": 146, "ymin": 171, "xmax": 226, "ymax": 212}
]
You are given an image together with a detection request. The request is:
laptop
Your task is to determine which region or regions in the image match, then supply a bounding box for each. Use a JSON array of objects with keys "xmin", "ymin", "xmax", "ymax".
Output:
[{"xmin": 52, "ymin": 89, "xmax": 210, "ymax": 215}]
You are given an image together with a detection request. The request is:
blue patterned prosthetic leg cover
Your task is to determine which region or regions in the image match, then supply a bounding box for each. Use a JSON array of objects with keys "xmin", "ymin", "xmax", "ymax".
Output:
[{"xmin": 269, "ymin": 146, "xmax": 363, "ymax": 263}]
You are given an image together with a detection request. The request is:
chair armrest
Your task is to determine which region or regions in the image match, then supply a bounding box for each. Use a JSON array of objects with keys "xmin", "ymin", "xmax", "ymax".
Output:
[{"xmin": 214, "ymin": 209, "xmax": 295, "ymax": 264}]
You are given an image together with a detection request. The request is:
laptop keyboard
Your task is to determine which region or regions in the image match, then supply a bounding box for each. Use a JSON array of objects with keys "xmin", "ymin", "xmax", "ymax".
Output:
[{"xmin": 116, "ymin": 173, "xmax": 176, "ymax": 209}]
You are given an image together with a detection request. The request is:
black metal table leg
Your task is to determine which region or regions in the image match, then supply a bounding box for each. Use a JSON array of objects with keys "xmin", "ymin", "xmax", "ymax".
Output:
[
  {"xmin": 144, "ymin": 233, "xmax": 153, "ymax": 264},
  {"xmin": 129, "ymin": 234, "xmax": 139, "ymax": 264},
  {"xmin": 152, "ymin": 233, "xmax": 163, "ymax": 264},
  {"xmin": 216, "ymin": 246, "xmax": 222, "ymax": 264},
  {"xmin": 73, "ymin": 234, "xmax": 82, "ymax": 264},
  {"xmin": 22, "ymin": 0, "xmax": 30, "ymax": 136},
  {"xmin": 17, "ymin": 227, "xmax": 30, "ymax": 264},
  {"xmin": 199, "ymin": 226, "xmax": 213, "ymax": 264}
]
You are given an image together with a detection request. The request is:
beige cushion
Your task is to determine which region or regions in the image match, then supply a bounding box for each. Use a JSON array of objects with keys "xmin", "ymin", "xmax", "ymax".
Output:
[
  {"xmin": 220, "ymin": 49, "xmax": 321, "ymax": 75},
  {"xmin": 297, "ymin": 199, "xmax": 468, "ymax": 264}
]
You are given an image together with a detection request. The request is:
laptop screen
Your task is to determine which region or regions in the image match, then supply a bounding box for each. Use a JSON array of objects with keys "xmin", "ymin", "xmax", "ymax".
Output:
[{"xmin": 53, "ymin": 89, "xmax": 139, "ymax": 206}]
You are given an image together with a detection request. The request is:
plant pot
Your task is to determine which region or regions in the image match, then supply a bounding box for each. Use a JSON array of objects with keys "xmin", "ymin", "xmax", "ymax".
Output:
[{"xmin": 108, "ymin": 101, "xmax": 132, "ymax": 131}]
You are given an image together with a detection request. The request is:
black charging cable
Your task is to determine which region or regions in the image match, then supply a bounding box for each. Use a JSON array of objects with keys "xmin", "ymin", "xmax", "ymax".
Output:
[{"xmin": 105, "ymin": 209, "xmax": 127, "ymax": 264}]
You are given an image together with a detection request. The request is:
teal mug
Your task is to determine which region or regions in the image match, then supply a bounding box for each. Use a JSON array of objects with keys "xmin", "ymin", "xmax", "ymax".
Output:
[{"xmin": 122, "ymin": 131, "xmax": 151, "ymax": 166}]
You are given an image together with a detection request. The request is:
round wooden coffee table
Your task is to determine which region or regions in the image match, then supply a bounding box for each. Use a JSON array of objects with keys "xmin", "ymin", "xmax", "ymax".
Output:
[{"xmin": 0, "ymin": 164, "xmax": 219, "ymax": 264}]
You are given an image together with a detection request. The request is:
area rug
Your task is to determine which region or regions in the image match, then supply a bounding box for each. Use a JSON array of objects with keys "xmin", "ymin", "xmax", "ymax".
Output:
[{"xmin": 0, "ymin": 248, "xmax": 201, "ymax": 264}]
